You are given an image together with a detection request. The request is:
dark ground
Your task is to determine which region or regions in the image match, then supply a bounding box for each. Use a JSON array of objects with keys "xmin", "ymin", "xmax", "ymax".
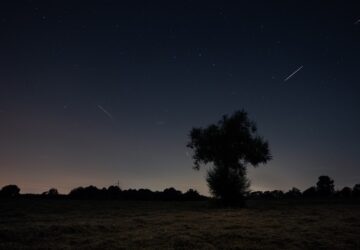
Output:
[{"xmin": 0, "ymin": 199, "xmax": 359, "ymax": 249}]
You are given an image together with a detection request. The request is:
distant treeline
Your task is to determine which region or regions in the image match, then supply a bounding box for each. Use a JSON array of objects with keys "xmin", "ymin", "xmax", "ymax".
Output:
[
  {"xmin": 1, "ymin": 176, "xmax": 360, "ymax": 201},
  {"xmin": 249, "ymin": 176, "xmax": 360, "ymax": 200},
  {"xmin": 0, "ymin": 185, "xmax": 207, "ymax": 201}
]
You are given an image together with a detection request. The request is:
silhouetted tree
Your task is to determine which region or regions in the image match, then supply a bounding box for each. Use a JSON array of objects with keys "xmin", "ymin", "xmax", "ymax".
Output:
[
  {"xmin": 162, "ymin": 187, "xmax": 182, "ymax": 201},
  {"xmin": 338, "ymin": 187, "xmax": 352, "ymax": 198},
  {"xmin": 0, "ymin": 185, "xmax": 20, "ymax": 198},
  {"xmin": 121, "ymin": 189, "xmax": 137, "ymax": 200},
  {"xmin": 137, "ymin": 188, "xmax": 154, "ymax": 200},
  {"xmin": 84, "ymin": 186, "xmax": 102, "ymax": 198},
  {"xmin": 183, "ymin": 189, "xmax": 203, "ymax": 201},
  {"xmin": 353, "ymin": 184, "xmax": 360, "ymax": 198},
  {"xmin": 107, "ymin": 185, "xmax": 122, "ymax": 199},
  {"xmin": 285, "ymin": 187, "xmax": 302, "ymax": 198},
  {"xmin": 262, "ymin": 191, "xmax": 273, "ymax": 199},
  {"xmin": 68, "ymin": 186, "xmax": 102, "ymax": 199},
  {"xmin": 303, "ymin": 186, "xmax": 317, "ymax": 198},
  {"xmin": 316, "ymin": 176, "xmax": 334, "ymax": 196},
  {"xmin": 68, "ymin": 187, "xmax": 84, "ymax": 198},
  {"xmin": 187, "ymin": 110, "xmax": 271, "ymax": 205},
  {"xmin": 206, "ymin": 164, "xmax": 250, "ymax": 203},
  {"xmin": 270, "ymin": 190, "xmax": 284, "ymax": 199},
  {"xmin": 42, "ymin": 188, "xmax": 59, "ymax": 197},
  {"xmin": 249, "ymin": 191, "xmax": 263, "ymax": 199}
]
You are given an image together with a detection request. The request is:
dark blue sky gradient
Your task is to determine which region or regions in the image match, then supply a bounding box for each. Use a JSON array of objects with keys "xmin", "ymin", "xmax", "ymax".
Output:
[{"xmin": 1, "ymin": 1, "xmax": 360, "ymax": 194}]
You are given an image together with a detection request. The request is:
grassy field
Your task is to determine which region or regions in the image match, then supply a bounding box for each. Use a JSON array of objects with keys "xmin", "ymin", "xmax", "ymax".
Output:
[{"xmin": 0, "ymin": 199, "xmax": 360, "ymax": 250}]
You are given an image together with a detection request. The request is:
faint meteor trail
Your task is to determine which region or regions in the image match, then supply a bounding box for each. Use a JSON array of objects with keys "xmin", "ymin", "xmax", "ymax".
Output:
[
  {"xmin": 97, "ymin": 105, "xmax": 113, "ymax": 119},
  {"xmin": 355, "ymin": 19, "xmax": 360, "ymax": 25},
  {"xmin": 284, "ymin": 65, "xmax": 303, "ymax": 82}
]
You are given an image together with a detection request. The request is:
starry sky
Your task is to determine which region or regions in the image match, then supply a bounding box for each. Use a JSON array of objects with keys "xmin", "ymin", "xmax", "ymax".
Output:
[{"xmin": 1, "ymin": 1, "xmax": 360, "ymax": 194}]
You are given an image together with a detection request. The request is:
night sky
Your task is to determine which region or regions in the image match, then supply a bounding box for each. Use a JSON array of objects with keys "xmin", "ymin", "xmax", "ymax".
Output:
[{"xmin": 1, "ymin": 1, "xmax": 360, "ymax": 194}]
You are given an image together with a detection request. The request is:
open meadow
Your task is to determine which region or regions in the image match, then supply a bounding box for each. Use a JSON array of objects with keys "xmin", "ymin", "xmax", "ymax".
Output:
[{"xmin": 0, "ymin": 199, "xmax": 360, "ymax": 250}]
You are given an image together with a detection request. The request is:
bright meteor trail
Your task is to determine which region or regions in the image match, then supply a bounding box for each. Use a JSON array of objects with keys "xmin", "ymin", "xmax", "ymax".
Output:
[
  {"xmin": 97, "ymin": 105, "xmax": 113, "ymax": 119},
  {"xmin": 284, "ymin": 65, "xmax": 304, "ymax": 82}
]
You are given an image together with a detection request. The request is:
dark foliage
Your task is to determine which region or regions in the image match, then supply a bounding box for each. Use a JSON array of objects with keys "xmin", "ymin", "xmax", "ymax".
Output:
[
  {"xmin": 122, "ymin": 188, "xmax": 156, "ymax": 200},
  {"xmin": 68, "ymin": 186, "xmax": 104, "ymax": 199},
  {"xmin": 270, "ymin": 190, "xmax": 284, "ymax": 199},
  {"xmin": 248, "ymin": 177, "xmax": 359, "ymax": 201},
  {"xmin": 66, "ymin": 186, "xmax": 206, "ymax": 201},
  {"xmin": 162, "ymin": 187, "xmax": 182, "ymax": 201},
  {"xmin": 1, "ymin": 175, "xmax": 359, "ymax": 202},
  {"xmin": 0, "ymin": 185, "xmax": 20, "ymax": 198},
  {"xmin": 42, "ymin": 188, "xmax": 59, "ymax": 197},
  {"xmin": 353, "ymin": 184, "xmax": 360, "ymax": 198},
  {"xmin": 250, "ymin": 189, "xmax": 291, "ymax": 199},
  {"xmin": 316, "ymin": 176, "xmax": 335, "ymax": 197},
  {"xmin": 187, "ymin": 110, "xmax": 271, "ymax": 204},
  {"xmin": 248, "ymin": 191, "xmax": 263, "ymax": 199},
  {"xmin": 337, "ymin": 187, "xmax": 352, "ymax": 198},
  {"xmin": 207, "ymin": 165, "xmax": 250, "ymax": 205},
  {"xmin": 107, "ymin": 185, "xmax": 122, "ymax": 199},
  {"xmin": 285, "ymin": 187, "xmax": 302, "ymax": 198},
  {"xmin": 302, "ymin": 187, "xmax": 317, "ymax": 198},
  {"xmin": 183, "ymin": 189, "xmax": 202, "ymax": 201}
]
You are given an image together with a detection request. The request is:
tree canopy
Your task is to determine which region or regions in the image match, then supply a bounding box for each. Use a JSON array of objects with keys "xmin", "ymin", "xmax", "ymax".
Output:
[
  {"xmin": 316, "ymin": 175, "xmax": 335, "ymax": 196},
  {"xmin": 0, "ymin": 185, "xmax": 20, "ymax": 198},
  {"xmin": 187, "ymin": 110, "xmax": 271, "ymax": 204}
]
